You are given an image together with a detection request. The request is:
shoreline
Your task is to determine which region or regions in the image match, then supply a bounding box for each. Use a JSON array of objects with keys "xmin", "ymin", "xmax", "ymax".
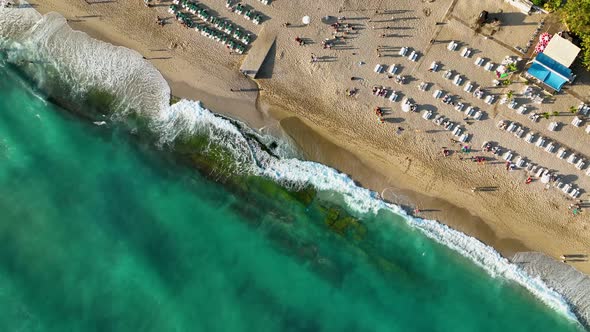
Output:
[
  {"xmin": 24, "ymin": 0, "xmax": 589, "ymax": 272},
  {"xmin": 15, "ymin": 0, "xmax": 590, "ymax": 323}
]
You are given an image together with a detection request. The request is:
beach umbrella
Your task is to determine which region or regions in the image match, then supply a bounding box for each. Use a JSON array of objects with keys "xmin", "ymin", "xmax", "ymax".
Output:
[{"xmin": 302, "ymin": 16, "xmax": 311, "ymax": 25}]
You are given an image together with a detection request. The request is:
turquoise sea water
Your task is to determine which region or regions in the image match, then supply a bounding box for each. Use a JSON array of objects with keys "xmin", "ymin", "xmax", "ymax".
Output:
[{"xmin": 0, "ymin": 60, "xmax": 586, "ymax": 331}]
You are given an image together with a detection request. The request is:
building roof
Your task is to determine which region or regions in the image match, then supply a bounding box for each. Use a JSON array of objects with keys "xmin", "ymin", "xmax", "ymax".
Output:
[
  {"xmin": 527, "ymin": 53, "xmax": 573, "ymax": 91},
  {"xmin": 543, "ymin": 34, "xmax": 581, "ymax": 68}
]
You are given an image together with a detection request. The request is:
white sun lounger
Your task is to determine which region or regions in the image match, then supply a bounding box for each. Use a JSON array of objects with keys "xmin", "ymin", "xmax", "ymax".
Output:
[
  {"xmin": 535, "ymin": 167, "xmax": 545, "ymax": 178},
  {"xmin": 557, "ymin": 148, "xmax": 568, "ymax": 159},
  {"xmin": 571, "ymin": 116, "xmax": 583, "ymax": 127},
  {"xmin": 567, "ymin": 154, "xmax": 578, "ymax": 164},
  {"xmin": 535, "ymin": 136, "xmax": 546, "ymax": 148},
  {"xmin": 545, "ymin": 142, "xmax": 556, "ymax": 153},
  {"xmin": 433, "ymin": 90, "xmax": 443, "ymax": 99},
  {"xmin": 508, "ymin": 100, "xmax": 518, "ymax": 110},
  {"xmin": 503, "ymin": 150, "xmax": 513, "ymax": 161},
  {"xmin": 576, "ymin": 158, "xmax": 586, "ymax": 170},
  {"xmin": 586, "ymin": 125, "xmax": 590, "ymax": 134},
  {"xmin": 429, "ymin": 61, "xmax": 440, "ymax": 72},
  {"xmin": 474, "ymin": 110, "xmax": 483, "ymax": 120},
  {"xmin": 409, "ymin": 50, "xmax": 419, "ymax": 61},
  {"xmin": 484, "ymin": 62, "xmax": 494, "ymax": 71},
  {"xmin": 570, "ymin": 188, "xmax": 581, "ymax": 198},
  {"xmin": 399, "ymin": 47, "xmax": 409, "ymax": 56},
  {"xmin": 506, "ymin": 122, "xmax": 517, "ymax": 132},
  {"xmin": 455, "ymin": 102, "xmax": 465, "ymax": 112},
  {"xmin": 474, "ymin": 57, "xmax": 485, "ymax": 66},
  {"xmin": 452, "ymin": 126, "xmax": 463, "ymax": 137},
  {"xmin": 388, "ymin": 64, "xmax": 398, "ymax": 74},
  {"xmin": 517, "ymin": 105, "xmax": 528, "ymax": 114},
  {"xmin": 562, "ymin": 183, "xmax": 572, "ymax": 194},
  {"xmin": 524, "ymin": 132, "xmax": 536, "ymax": 143},
  {"xmin": 548, "ymin": 122, "xmax": 558, "ymax": 131},
  {"xmin": 453, "ymin": 75, "xmax": 463, "ymax": 86},
  {"xmin": 465, "ymin": 106, "xmax": 476, "ymax": 117},
  {"xmin": 460, "ymin": 47, "xmax": 472, "ymax": 58},
  {"xmin": 464, "ymin": 81, "xmax": 474, "ymax": 92},
  {"xmin": 514, "ymin": 127, "xmax": 525, "ymax": 138},
  {"xmin": 515, "ymin": 156, "xmax": 527, "ymax": 168},
  {"xmin": 374, "ymin": 64, "xmax": 384, "ymax": 73},
  {"xmin": 484, "ymin": 95, "xmax": 496, "ymax": 105},
  {"xmin": 443, "ymin": 70, "xmax": 453, "ymax": 80},
  {"xmin": 389, "ymin": 91, "xmax": 399, "ymax": 102},
  {"xmin": 447, "ymin": 41, "xmax": 458, "ymax": 51},
  {"xmin": 422, "ymin": 110, "xmax": 433, "ymax": 120},
  {"xmin": 459, "ymin": 133, "xmax": 470, "ymax": 142}
]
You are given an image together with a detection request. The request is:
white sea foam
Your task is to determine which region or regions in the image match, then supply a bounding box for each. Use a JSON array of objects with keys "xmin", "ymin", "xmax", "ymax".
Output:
[
  {"xmin": 0, "ymin": 4, "xmax": 169, "ymax": 117},
  {"xmin": 0, "ymin": 3, "xmax": 580, "ymax": 326}
]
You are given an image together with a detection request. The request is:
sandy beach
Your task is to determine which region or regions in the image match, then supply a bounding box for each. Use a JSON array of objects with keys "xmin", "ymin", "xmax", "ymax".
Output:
[{"xmin": 25, "ymin": 0, "xmax": 590, "ymax": 275}]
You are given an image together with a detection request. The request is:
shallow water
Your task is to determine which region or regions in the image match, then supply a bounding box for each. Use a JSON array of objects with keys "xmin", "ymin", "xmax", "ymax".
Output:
[{"xmin": 0, "ymin": 60, "xmax": 585, "ymax": 332}]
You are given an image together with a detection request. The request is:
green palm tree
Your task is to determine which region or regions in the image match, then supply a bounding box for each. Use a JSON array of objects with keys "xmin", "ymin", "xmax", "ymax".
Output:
[
  {"xmin": 569, "ymin": 106, "xmax": 578, "ymax": 114},
  {"xmin": 552, "ymin": 111, "xmax": 560, "ymax": 117},
  {"xmin": 506, "ymin": 90, "xmax": 513, "ymax": 99},
  {"xmin": 542, "ymin": 112, "xmax": 550, "ymax": 120}
]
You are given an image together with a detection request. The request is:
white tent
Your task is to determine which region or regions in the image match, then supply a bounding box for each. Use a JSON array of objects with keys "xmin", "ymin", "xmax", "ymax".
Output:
[{"xmin": 543, "ymin": 34, "xmax": 581, "ymax": 68}]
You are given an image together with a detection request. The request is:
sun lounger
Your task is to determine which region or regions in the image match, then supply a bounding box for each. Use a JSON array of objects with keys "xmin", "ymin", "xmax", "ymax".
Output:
[
  {"xmin": 388, "ymin": 64, "xmax": 398, "ymax": 74},
  {"xmin": 433, "ymin": 89, "xmax": 443, "ymax": 99},
  {"xmin": 389, "ymin": 91, "xmax": 399, "ymax": 102},
  {"xmin": 399, "ymin": 47, "xmax": 409, "ymax": 56},
  {"xmin": 474, "ymin": 110, "xmax": 484, "ymax": 120},
  {"xmin": 484, "ymin": 95, "xmax": 496, "ymax": 105},
  {"xmin": 567, "ymin": 154, "xmax": 578, "ymax": 164},
  {"xmin": 548, "ymin": 122, "xmax": 558, "ymax": 131},
  {"xmin": 447, "ymin": 41, "xmax": 458, "ymax": 51},
  {"xmin": 586, "ymin": 125, "xmax": 590, "ymax": 134},
  {"xmin": 463, "ymin": 81, "xmax": 474, "ymax": 92},
  {"xmin": 453, "ymin": 75, "xmax": 463, "ymax": 86},
  {"xmin": 452, "ymin": 126, "xmax": 462, "ymax": 137},
  {"xmin": 455, "ymin": 102, "xmax": 465, "ymax": 112},
  {"xmin": 515, "ymin": 156, "xmax": 527, "ymax": 168},
  {"xmin": 545, "ymin": 142, "xmax": 556, "ymax": 153},
  {"xmin": 484, "ymin": 62, "xmax": 494, "ymax": 71},
  {"xmin": 443, "ymin": 70, "xmax": 453, "ymax": 80},
  {"xmin": 516, "ymin": 105, "xmax": 527, "ymax": 114},
  {"xmin": 374, "ymin": 64, "xmax": 384, "ymax": 73},
  {"xmin": 459, "ymin": 133, "xmax": 470, "ymax": 142},
  {"xmin": 460, "ymin": 47, "xmax": 472, "ymax": 58},
  {"xmin": 562, "ymin": 183, "xmax": 572, "ymax": 194},
  {"xmin": 465, "ymin": 106, "xmax": 476, "ymax": 117},
  {"xmin": 571, "ymin": 116, "xmax": 583, "ymax": 127},
  {"xmin": 474, "ymin": 57, "xmax": 485, "ymax": 66},
  {"xmin": 541, "ymin": 171, "xmax": 552, "ymax": 183},
  {"xmin": 506, "ymin": 122, "xmax": 517, "ymax": 132},
  {"xmin": 535, "ymin": 136, "xmax": 546, "ymax": 148},
  {"xmin": 508, "ymin": 100, "xmax": 518, "ymax": 110},
  {"xmin": 422, "ymin": 110, "xmax": 433, "ymax": 120},
  {"xmin": 570, "ymin": 188, "xmax": 581, "ymax": 198},
  {"xmin": 557, "ymin": 148, "xmax": 568, "ymax": 159},
  {"xmin": 418, "ymin": 82, "xmax": 428, "ymax": 91},
  {"xmin": 429, "ymin": 61, "xmax": 440, "ymax": 72},
  {"xmin": 576, "ymin": 159, "xmax": 586, "ymax": 170},
  {"xmin": 535, "ymin": 167, "xmax": 545, "ymax": 178},
  {"xmin": 514, "ymin": 127, "xmax": 525, "ymax": 138},
  {"xmin": 503, "ymin": 150, "xmax": 513, "ymax": 162},
  {"xmin": 524, "ymin": 132, "xmax": 536, "ymax": 143},
  {"xmin": 409, "ymin": 50, "xmax": 419, "ymax": 61}
]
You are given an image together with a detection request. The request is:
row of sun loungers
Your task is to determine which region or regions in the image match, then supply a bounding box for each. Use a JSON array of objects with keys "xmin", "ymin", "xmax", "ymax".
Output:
[
  {"xmin": 448, "ymin": 41, "xmax": 495, "ymax": 71},
  {"xmin": 398, "ymin": 47, "xmax": 420, "ymax": 62},
  {"xmin": 228, "ymin": 2, "xmax": 263, "ymax": 25},
  {"xmin": 169, "ymin": 4, "xmax": 249, "ymax": 54},
  {"xmin": 497, "ymin": 119, "xmax": 588, "ymax": 173}
]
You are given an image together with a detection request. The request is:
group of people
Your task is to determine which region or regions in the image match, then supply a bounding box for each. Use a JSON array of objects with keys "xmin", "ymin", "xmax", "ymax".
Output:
[{"xmin": 374, "ymin": 107, "xmax": 385, "ymax": 123}]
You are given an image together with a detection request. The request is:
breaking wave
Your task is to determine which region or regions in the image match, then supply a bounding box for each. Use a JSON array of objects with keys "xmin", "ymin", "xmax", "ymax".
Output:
[{"xmin": 0, "ymin": 1, "xmax": 581, "ymax": 326}]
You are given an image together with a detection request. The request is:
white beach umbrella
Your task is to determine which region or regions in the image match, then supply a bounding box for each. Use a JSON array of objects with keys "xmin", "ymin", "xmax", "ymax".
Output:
[{"xmin": 302, "ymin": 16, "xmax": 311, "ymax": 25}]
